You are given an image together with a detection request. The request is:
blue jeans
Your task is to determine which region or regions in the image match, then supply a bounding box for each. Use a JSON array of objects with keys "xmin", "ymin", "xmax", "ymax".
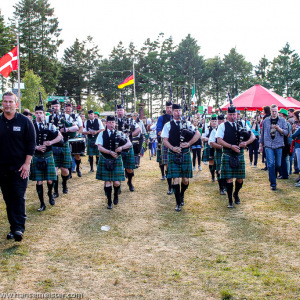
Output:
[{"xmin": 265, "ymin": 147, "xmax": 283, "ymax": 187}]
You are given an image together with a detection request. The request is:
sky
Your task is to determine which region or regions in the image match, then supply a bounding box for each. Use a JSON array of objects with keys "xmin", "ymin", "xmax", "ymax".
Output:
[{"xmin": 1, "ymin": 0, "xmax": 300, "ymax": 65}]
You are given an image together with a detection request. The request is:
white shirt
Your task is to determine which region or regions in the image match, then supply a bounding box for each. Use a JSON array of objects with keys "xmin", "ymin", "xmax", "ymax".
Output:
[
  {"xmin": 95, "ymin": 129, "xmax": 125, "ymax": 146},
  {"xmin": 83, "ymin": 118, "xmax": 104, "ymax": 133},
  {"xmin": 208, "ymin": 129, "xmax": 217, "ymax": 146},
  {"xmin": 215, "ymin": 121, "xmax": 250, "ymax": 140},
  {"xmin": 161, "ymin": 120, "xmax": 194, "ymax": 139}
]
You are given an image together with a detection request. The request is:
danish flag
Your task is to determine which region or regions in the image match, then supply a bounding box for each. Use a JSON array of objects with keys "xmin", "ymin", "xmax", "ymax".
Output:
[{"xmin": 0, "ymin": 46, "xmax": 18, "ymax": 78}]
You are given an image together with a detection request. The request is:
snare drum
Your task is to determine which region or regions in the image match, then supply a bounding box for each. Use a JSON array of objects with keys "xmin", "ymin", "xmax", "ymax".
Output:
[{"xmin": 68, "ymin": 138, "xmax": 86, "ymax": 155}]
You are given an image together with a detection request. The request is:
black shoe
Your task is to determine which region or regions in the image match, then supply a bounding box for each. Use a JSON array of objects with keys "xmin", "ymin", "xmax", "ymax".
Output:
[
  {"xmin": 63, "ymin": 187, "xmax": 68, "ymax": 194},
  {"xmin": 227, "ymin": 203, "xmax": 234, "ymax": 208},
  {"xmin": 49, "ymin": 197, "xmax": 55, "ymax": 206},
  {"xmin": 167, "ymin": 188, "xmax": 173, "ymax": 195},
  {"xmin": 220, "ymin": 189, "xmax": 226, "ymax": 195},
  {"xmin": 293, "ymin": 171, "xmax": 299, "ymax": 174},
  {"xmin": 53, "ymin": 192, "xmax": 59, "ymax": 198},
  {"xmin": 180, "ymin": 196, "xmax": 184, "ymax": 206},
  {"xmin": 77, "ymin": 169, "xmax": 82, "ymax": 177},
  {"xmin": 271, "ymin": 186, "xmax": 276, "ymax": 191},
  {"xmin": 113, "ymin": 195, "xmax": 119, "ymax": 205},
  {"xmin": 14, "ymin": 231, "xmax": 23, "ymax": 242},
  {"xmin": 107, "ymin": 203, "xmax": 113, "ymax": 209},
  {"xmin": 72, "ymin": 170, "xmax": 76, "ymax": 173},
  {"xmin": 261, "ymin": 167, "xmax": 268, "ymax": 171},
  {"xmin": 37, "ymin": 204, "xmax": 46, "ymax": 212},
  {"xmin": 175, "ymin": 205, "xmax": 181, "ymax": 212},
  {"xmin": 89, "ymin": 169, "xmax": 94, "ymax": 173},
  {"xmin": 233, "ymin": 193, "xmax": 240, "ymax": 204},
  {"xmin": 128, "ymin": 183, "xmax": 135, "ymax": 192},
  {"xmin": 7, "ymin": 232, "xmax": 14, "ymax": 240}
]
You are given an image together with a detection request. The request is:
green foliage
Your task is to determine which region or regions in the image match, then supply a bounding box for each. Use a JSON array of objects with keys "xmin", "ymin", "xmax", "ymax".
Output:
[
  {"xmin": 12, "ymin": 0, "xmax": 62, "ymax": 93},
  {"xmin": 21, "ymin": 69, "xmax": 47, "ymax": 111},
  {"xmin": 84, "ymin": 94, "xmax": 102, "ymax": 113}
]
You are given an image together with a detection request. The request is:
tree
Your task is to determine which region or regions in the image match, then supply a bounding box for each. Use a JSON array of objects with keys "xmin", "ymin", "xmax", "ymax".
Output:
[
  {"xmin": 267, "ymin": 43, "xmax": 300, "ymax": 97},
  {"xmin": 254, "ymin": 56, "xmax": 271, "ymax": 89},
  {"xmin": 223, "ymin": 48, "xmax": 253, "ymax": 97},
  {"xmin": 0, "ymin": 13, "xmax": 17, "ymax": 92},
  {"xmin": 57, "ymin": 37, "xmax": 101, "ymax": 106},
  {"xmin": 12, "ymin": 0, "xmax": 63, "ymax": 93},
  {"xmin": 21, "ymin": 69, "xmax": 47, "ymax": 111}
]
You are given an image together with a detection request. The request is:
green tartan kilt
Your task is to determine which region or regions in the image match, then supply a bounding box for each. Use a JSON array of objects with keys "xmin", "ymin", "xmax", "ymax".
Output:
[
  {"xmin": 96, "ymin": 154, "xmax": 125, "ymax": 182},
  {"xmin": 87, "ymin": 138, "xmax": 99, "ymax": 156},
  {"xmin": 156, "ymin": 148, "xmax": 161, "ymax": 163},
  {"xmin": 121, "ymin": 146, "xmax": 136, "ymax": 170},
  {"xmin": 160, "ymin": 143, "xmax": 169, "ymax": 165},
  {"xmin": 166, "ymin": 150, "xmax": 193, "ymax": 179},
  {"xmin": 53, "ymin": 142, "xmax": 73, "ymax": 169},
  {"xmin": 30, "ymin": 151, "xmax": 57, "ymax": 182},
  {"xmin": 202, "ymin": 143, "xmax": 213, "ymax": 162},
  {"xmin": 220, "ymin": 148, "xmax": 246, "ymax": 179},
  {"xmin": 214, "ymin": 148, "xmax": 223, "ymax": 171}
]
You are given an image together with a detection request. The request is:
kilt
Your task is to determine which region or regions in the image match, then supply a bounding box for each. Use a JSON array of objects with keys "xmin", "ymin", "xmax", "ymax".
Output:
[
  {"xmin": 167, "ymin": 149, "xmax": 193, "ymax": 179},
  {"xmin": 53, "ymin": 142, "xmax": 73, "ymax": 169},
  {"xmin": 220, "ymin": 148, "xmax": 246, "ymax": 179},
  {"xmin": 122, "ymin": 146, "xmax": 136, "ymax": 170},
  {"xmin": 160, "ymin": 143, "xmax": 169, "ymax": 165},
  {"xmin": 156, "ymin": 148, "xmax": 161, "ymax": 163},
  {"xmin": 202, "ymin": 143, "xmax": 212, "ymax": 162},
  {"xmin": 96, "ymin": 154, "xmax": 125, "ymax": 182},
  {"xmin": 214, "ymin": 148, "xmax": 223, "ymax": 171},
  {"xmin": 30, "ymin": 151, "xmax": 57, "ymax": 182},
  {"xmin": 87, "ymin": 137, "xmax": 99, "ymax": 156}
]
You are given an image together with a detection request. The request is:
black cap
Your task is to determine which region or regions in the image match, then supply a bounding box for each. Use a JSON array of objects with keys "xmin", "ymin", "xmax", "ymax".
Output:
[
  {"xmin": 35, "ymin": 105, "xmax": 44, "ymax": 112},
  {"xmin": 65, "ymin": 102, "xmax": 72, "ymax": 107},
  {"xmin": 211, "ymin": 114, "xmax": 217, "ymax": 120},
  {"xmin": 88, "ymin": 109, "xmax": 94, "ymax": 114},
  {"xmin": 228, "ymin": 106, "xmax": 236, "ymax": 113},
  {"xmin": 166, "ymin": 101, "xmax": 172, "ymax": 107},
  {"xmin": 23, "ymin": 111, "xmax": 33, "ymax": 116},
  {"xmin": 107, "ymin": 115, "xmax": 115, "ymax": 121},
  {"xmin": 217, "ymin": 114, "xmax": 225, "ymax": 120},
  {"xmin": 172, "ymin": 103, "xmax": 181, "ymax": 110},
  {"xmin": 51, "ymin": 99, "xmax": 60, "ymax": 105},
  {"xmin": 117, "ymin": 104, "xmax": 124, "ymax": 109}
]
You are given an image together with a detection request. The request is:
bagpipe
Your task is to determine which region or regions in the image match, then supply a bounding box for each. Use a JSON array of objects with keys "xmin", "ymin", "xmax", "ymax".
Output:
[
  {"xmin": 180, "ymin": 86, "xmax": 196, "ymax": 143},
  {"xmin": 114, "ymin": 98, "xmax": 129, "ymax": 153},
  {"xmin": 227, "ymin": 92, "xmax": 251, "ymax": 143}
]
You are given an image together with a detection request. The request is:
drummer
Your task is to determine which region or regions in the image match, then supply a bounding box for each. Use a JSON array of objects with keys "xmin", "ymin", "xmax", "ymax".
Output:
[
  {"xmin": 65, "ymin": 103, "xmax": 84, "ymax": 177},
  {"xmin": 83, "ymin": 110, "xmax": 104, "ymax": 172}
]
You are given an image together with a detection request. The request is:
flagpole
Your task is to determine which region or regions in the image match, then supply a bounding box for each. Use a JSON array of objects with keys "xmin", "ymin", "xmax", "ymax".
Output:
[
  {"xmin": 133, "ymin": 61, "xmax": 136, "ymax": 112},
  {"xmin": 17, "ymin": 25, "xmax": 21, "ymax": 112}
]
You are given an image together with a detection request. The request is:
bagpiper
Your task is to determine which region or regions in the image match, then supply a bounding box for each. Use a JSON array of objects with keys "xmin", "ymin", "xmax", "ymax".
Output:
[
  {"xmin": 161, "ymin": 103, "xmax": 201, "ymax": 211},
  {"xmin": 95, "ymin": 116, "xmax": 132, "ymax": 209},
  {"xmin": 30, "ymin": 105, "xmax": 63, "ymax": 211}
]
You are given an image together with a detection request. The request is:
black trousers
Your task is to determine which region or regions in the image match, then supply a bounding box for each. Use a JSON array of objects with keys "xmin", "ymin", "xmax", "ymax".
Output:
[
  {"xmin": 249, "ymin": 137, "xmax": 259, "ymax": 165},
  {"xmin": 192, "ymin": 148, "xmax": 201, "ymax": 167},
  {"xmin": 0, "ymin": 168, "xmax": 28, "ymax": 233}
]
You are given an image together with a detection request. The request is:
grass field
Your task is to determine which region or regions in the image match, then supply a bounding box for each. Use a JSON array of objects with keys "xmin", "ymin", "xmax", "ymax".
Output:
[{"xmin": 0, "ymin": 153, "xmax": 299, "ymax": 299}]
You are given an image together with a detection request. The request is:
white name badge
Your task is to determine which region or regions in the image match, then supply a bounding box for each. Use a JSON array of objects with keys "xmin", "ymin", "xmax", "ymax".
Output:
[{"xmin": 13, "ymin": 126, "xmax": 21, "ymax": 132}]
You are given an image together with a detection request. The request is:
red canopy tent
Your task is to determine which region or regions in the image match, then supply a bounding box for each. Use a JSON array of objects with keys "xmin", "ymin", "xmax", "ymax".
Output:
[
  {"xmin": 287, "ymin": 96, "xmax": 300, "ymax": 107},
  {"xmin": 220, "ymin": 84, "xmax": 300, "ymax": 111}
]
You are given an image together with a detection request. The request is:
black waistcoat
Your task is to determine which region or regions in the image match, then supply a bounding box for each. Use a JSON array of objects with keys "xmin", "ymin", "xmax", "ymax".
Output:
[
  {"xmin": 223, "ymin": 122, "xmax": 239, "ymax": 146},
  {"xmin": 162, "ymin": 114, "xmax": 172, "ymax": 126},
  {"xmin": 168, "ymin": 120, "xmax": 181, "ymax": 147},
  {"xmin": 34, "ymin": 121, "xmax": 53, "ymax": 154},
  {"xmin": 48, "ymin": 114, "xmax": 60, "ymax": 127},
  {"xmin": 102, "ymin": 130, "xmax": 116, "ymax": 158},
  {"xmin": 87, "ymin": 119, "xmax": 100, "ymax": 139}
]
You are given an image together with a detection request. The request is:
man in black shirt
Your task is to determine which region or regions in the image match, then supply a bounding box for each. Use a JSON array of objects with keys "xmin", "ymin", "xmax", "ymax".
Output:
[{"xmin": 0, "ymin": 92, "xmax": 36, "ymax": 241}]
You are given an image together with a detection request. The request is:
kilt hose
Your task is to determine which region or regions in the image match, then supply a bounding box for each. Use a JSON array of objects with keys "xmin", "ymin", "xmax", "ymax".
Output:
[
  {"xmin": 214, "ymin": 148, "xmax": 223, "ymax": 171},
  {"xmin": 53, "ymin": 142, "xmax": 73, "ymax": 169},
  {"xmin": 166, "ymin": 149, "xmax": 193, "ymax": 179},
  {"xmin": 220, "ymin": 148, "xmax": 246, "ymax": 180},
  {"xmin": 30, "ymin": 151, "xmax": 57, "ymax": 182},
  {"xmin": 96, "ymin": 154, "xmax": 125, "ymax": 182},
  {"xmin": 87, "ymin": 137, "xmax": 100, "ymax": 156},
  {"xmin": 202, "ymin": 143, "xmax": 212, "ymax": 162},
  {"xmin": 121, "ymin": 147, "xmax": 136, "ymax": 170}
]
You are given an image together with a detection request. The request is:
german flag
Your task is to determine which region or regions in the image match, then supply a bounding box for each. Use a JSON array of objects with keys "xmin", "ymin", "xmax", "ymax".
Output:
[{"xmin": 118, "ymin": 74, "xmax": 134, "ymax": 89}]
